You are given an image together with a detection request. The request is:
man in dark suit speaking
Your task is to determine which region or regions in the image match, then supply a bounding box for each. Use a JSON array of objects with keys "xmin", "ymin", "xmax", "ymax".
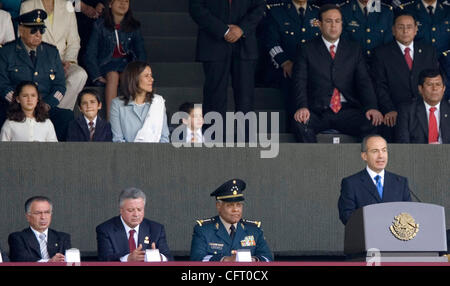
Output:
[
  {"xmin": 292, "ymin": 4, "xmax": 383, "ymax": 143},
  {"xmin": 96, "ymin": 188, "xmax": 172, "ymax": 262},
  {"xmin": 338, "ymin": 135, "xmax": 412, "ymax": 225}
]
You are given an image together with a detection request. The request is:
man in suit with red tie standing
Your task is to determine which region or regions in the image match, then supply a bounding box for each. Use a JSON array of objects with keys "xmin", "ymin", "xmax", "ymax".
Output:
[
  {"xmin": 292, "ymin": 4, "xmax": 384, "ymax": 143},
  {"xmin": 189, "ymin": 0, "xmax": 265, "ymax": 140},
  {"xmin": 395, "ymin": 68, "xmax": 450, "ymax": 143},
  {"xmin": 338, "ymin": 135, "xmax": 412, "ymax": 225},
  {"xmin": 370, "ymin": 12, "xmax": 439, "ymax": 141}
]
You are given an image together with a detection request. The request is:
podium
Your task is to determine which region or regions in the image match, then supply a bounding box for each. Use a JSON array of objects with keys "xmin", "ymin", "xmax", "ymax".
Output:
[{"xmin": 344, "ymin": 202, "xmax": 448, "ymax": 262}]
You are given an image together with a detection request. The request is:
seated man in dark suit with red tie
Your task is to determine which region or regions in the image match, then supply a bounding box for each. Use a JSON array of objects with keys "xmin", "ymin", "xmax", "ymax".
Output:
[
  {"xmin": 66, "ymin": 88, "xmax": 112, "ymax": 142},
  {"xmin": 338, "ymin": 135, "xmax": 412, "ymax": 225},
  {"xmin": 370, "ymin": 12, "xmax": 439, "ymax": 141},
  {"xmin": 292, "ymin": 4, "xmax": 383, "ymax": 143},
  {"xmin": 96, "ymin": 188, "xmax": 172, "ymax": 262},
  {"xmin": 8, "ymin": 196, "xmax": 71, "ymax": 262},
  {"xmin": 395, "ymin": 69, "xmax": 450, "ymax": 143}
]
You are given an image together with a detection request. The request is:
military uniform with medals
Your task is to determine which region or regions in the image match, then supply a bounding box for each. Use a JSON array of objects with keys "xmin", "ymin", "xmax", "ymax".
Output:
[
  {"xmin": 190, "ymin": 179, "xmax": 273, "ymax": 262},
  {"xmin": 0, "ymin": 9, "xmax": 73, "ymax": 140},
  {"xmin": 341, "ymin": 0, "xmax": 394, "ymax": 63}
]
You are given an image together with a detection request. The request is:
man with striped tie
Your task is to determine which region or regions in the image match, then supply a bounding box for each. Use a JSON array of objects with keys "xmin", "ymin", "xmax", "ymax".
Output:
[
  {"xmin": 8, "ymin": 196, "xmax": 71, "ymax": 262},
  {"xmin": 337, "ymin": 134, "xmax": 412, "ymax": 225}
]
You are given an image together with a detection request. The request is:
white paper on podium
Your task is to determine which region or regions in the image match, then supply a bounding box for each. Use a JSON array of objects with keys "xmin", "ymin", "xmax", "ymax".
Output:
[
  {"xmin": 65, "ymin": 248, "xmax": 81, "ymax": 263},
  {"xmin": 0, "ymin": 252, "xmax": 3, "ymax": 263},
  {"xmin": 236, "ymin": 249, "xmax": 252, "ymax": 262},
  {"xmin": 145, "ymin": 249, "xmax": 161, "ymax": 262}
]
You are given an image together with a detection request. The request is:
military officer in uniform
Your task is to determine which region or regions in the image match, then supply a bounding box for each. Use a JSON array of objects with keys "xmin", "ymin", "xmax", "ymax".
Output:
[
  {"xmin": 400, "ymin": 0, "xmax": 450, "ymax": 54},
  {"xmin": 190, "ymin": 179, "xmax": 273, "ymax": 262},
  {"xmin": 439, "ymin": 49, "xmax": 450, "ymax": 100},
  {"xmin": 264, "ymin": 0, "xmax": 321, "ymax": 125},
  {"xmin": 341, "ymin": 0, "xmax": 394, "ymax": 65},
  {"xmin": 0, "ymin": 9, "xmax": 73, "ymax": 140}
]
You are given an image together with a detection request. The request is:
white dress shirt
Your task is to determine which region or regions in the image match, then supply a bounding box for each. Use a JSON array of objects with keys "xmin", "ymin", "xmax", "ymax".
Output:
[
  {"xmin": 424, "ymin": 100, "xmax": 442, "ymax": 143},
  {"xmin": 366, "ymin": 166, "xmax": 385, "ymax": 187},
  {"xmin": 186, "ymin": 128, "xmax": 204, "ymax": 143},
  {"xmin": 30, "ymin": 227, "xmax": 49, "ymax": 262},
  {"xmin": 397, "ymin": 41, "xmax": 414, "ymax": 61}
]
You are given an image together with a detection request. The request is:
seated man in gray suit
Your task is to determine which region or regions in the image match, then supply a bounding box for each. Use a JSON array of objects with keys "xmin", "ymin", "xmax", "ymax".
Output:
[
  {"xmin": 8, "ymin": 196, "xmax": 71, "ymax": 262},
  {"xmin": 338, "ymin": 135, "xmax": 412, "ymax": 225},
  {"xmin": 395, "ymin": 69, "xmax": 450, "ymax": 144}
]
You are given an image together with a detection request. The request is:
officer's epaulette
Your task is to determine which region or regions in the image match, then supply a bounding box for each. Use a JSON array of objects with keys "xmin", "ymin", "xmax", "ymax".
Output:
[
  {"xmin": 41, "ymin": 42, "xmax": 57, "ymax": 49},
  {"xmin": 398, "ymin": 1, "xmax": 414, "ymax": 9},
  {"xmin": 337, "ymin": 1, "xmax": 349, "ymax": 8},
  {"xmin": 311, "ymin": 4, "xmax": 320, "ymax": 9},
  {"xmin": 381, "ymin": 2, "xmax": 393, "ymax": 10},
  {"xmin": 266, "ymin": 2, "xmax": 285, "ymax": 10},
  {"xmin": 442, "ymin": 50, "xmax": 450, "ymax": 56},
  {"xmin": 196, "ymin": 217, "xmax": 216, "ymax": 226},
  {"xmin": 443, "ymin": 0, "xmax": 450, "ymax": 6},
  {"xmin": 242, "ymin": 219, "xmax": 262, "ymax": 228}
]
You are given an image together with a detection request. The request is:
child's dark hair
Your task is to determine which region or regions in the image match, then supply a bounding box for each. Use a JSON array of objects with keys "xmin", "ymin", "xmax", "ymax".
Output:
[
  {"xmin": 7, "ymin": 81, "xmax": 49, "ymax": 123},
  {"xmin": 77, "ymin": 88, "xmax": 102, "ymax": 107},
  {"xmin": 104, "ymin": 0, "xmax": 141, "ymax": 32}
]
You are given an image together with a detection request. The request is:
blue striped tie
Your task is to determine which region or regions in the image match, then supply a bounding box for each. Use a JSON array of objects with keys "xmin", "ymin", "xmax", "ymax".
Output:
[{"xmin": 374, "ymin": 175, "xmax": 383, "ymax": 199}]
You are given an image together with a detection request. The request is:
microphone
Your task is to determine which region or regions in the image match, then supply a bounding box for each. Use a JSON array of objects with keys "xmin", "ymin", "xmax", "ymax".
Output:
[{"xmin": 409, "ymin": 188, "xmax": 422, "ymax": 203}]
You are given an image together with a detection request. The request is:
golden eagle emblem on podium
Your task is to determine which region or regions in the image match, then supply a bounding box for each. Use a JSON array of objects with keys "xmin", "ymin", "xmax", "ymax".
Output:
[{"xmin": 389, "ymin": 213, "xmax": 419, "ymax": 241}]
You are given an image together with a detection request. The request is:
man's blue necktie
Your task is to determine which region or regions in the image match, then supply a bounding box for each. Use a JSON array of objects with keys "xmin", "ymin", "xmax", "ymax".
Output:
[{"xmin": 374, "ymin": 175, "xmax": 383, "ymax": 199}]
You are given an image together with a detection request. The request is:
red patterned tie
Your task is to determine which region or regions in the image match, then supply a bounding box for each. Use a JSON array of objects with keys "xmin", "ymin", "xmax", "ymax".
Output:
[
  {"xmin": 404, "ymin": 47, "xmax": 413, "ymax": 70},
  {"xmin": 129, "ymin": 229, "xmax": 136, "ymax": 253},
  {"xmin": 329, "ymin": 45, "xmax": 341, "ymax": 113},
  {"xmin": 428, "ymin": 107, "xmax": 438, "ymax": 143}
]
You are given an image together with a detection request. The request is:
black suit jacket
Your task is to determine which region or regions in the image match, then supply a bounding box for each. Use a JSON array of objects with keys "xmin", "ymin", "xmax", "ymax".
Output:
[
  {"xmin": 371, "ymin": 40, "xmax": 438, "ymax": 113},
  {"xmin": 189, "ymin": 0, "xmax": 265, "ymax": 61},
  {"xmin": 8, "ymin": 228, "xmax": 71, "ymax": 262},
  {"xmin": 395, "ymin": 99, "xmax": 450, "ymax": 143},
  {"xmin": 96, "ymin": 216, "xmax": 173, "ymax": 261},
  {"xmin": 293, "ymin": 37, "xmax": 378, "ymax": 113},
  {"xmin": 66, "ymin": 116, "xmax": 112, "ymax": 142},
  {"xmin": 338, "ymin": 169, "xmax": 412, "ymax": 225}
]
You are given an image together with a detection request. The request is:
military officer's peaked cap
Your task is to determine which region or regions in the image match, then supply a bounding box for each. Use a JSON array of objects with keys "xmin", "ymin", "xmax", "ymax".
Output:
[
  {"xmin": 210, "ymin": 179, "xmax": 246, "ymax": 202},
  {"xmin": 17, "ymin": 9, "xmax": 47, "ymax": 27}
]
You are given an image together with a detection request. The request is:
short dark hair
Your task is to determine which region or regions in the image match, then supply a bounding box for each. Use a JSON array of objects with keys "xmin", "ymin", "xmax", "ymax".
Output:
[
  {"xmin": 24, "ymin": 196, "xmax": 52, "ymax": 213},
  {"xmin": 361, "ymin": 134, "xmax": 386, "ymax": 152},
  {"xmin": 119, "ymin": 61, "xmax": 154, "ymax": 105},
  {"xmin": 318, "ymin": 4, "xmax": 341, "ymax": 21},
  {"xmin": 393, "ymin": 11, "xmax": 416, "ymax": 26},
  {"xmin": 418, "ymin": 69, "xmax": 444, "ymax": 86},
  {"xmin": 77, "ymin": 88, "xmax": 102, "ymax": 107},
  {"xmin": 7, "ymin": 81, "xmax": 49, "ymax": 123}
]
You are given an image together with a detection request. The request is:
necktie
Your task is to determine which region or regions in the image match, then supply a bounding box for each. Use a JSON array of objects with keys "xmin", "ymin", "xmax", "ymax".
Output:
[
  {"xmin": 229, "ymin": 0, "xmax": 232, "ymax": 5},
  {"xmin": 363, "ymin": 6, "xmax": 368, "ymax": 17},
  {"xmin": 427, "ymin": 5, "xmax": 433, "ymax": 16},
  {"xmin": 39, "ymin": 233, "xmax": 50, "ymax": 260},
  {"xmin": 329, "ymin": 45, "xmax": 341, "ymax": 113},
  {"xmin": 88, "ymin": 121, "xmax": 95, "ymax": 141},
  {"xmin": 128, "ymin": 229, "xmax": 136, "ymax": 253},
  {"xmin": 374, "ymin": 175, "xmax": 383, "ymax": 199},
  {"xmin": 428, "ymin": 107, "xmax": 438, "ymax": 143},
  {"xmin": 229, "ymin": 225, "xmax": 236, "ymax": 241},
  {"xmin": 404, "ymin": 47, "xmax": 413, "ymax": 70},
  {"xmin": 29, "ymin": 50, "xmax": 36, "ymax": 66},
  {"xmin": 191, "ymin": 134, "xmax": 196, "ymax": 143},
  {"xmin": 299, "ymin": 7, "xmax": 305, "ymax": 21}
]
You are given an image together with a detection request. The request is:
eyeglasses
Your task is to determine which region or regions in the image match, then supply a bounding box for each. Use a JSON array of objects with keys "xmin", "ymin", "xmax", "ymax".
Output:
[{"xmin": 28, "ymin": 26, "xmax": 46, "ymax": 35}]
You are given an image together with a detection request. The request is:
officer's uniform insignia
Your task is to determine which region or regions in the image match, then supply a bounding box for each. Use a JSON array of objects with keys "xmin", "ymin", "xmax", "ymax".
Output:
[{"xmin": 241, "ymin": 236, "xmax": 256, "ymax": 247}]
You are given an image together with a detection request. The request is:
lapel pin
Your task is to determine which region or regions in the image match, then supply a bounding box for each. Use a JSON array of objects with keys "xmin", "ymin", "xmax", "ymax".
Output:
[{"xmin": 144, "ymin": 236, "xmax": 150, "ymax": 244}]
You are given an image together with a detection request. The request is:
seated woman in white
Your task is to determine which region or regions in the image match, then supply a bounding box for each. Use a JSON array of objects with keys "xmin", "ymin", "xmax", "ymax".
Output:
[
  {"xmin": 1, "ymin": 81, "xmax": 58, "ymax": 142},
  {"xmin": 110, "ymin": 61, "xmax": 170, "ymax": 143}
]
